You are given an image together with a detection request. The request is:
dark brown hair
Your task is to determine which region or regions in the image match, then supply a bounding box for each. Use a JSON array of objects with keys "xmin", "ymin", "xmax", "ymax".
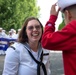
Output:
[{"xmin": 18, "ymin": 17, "xmax": 43, "ymax": 44}]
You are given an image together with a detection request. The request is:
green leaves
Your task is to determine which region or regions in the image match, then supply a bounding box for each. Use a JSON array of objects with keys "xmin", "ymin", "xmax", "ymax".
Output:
[
  {"xmin": 58, "ymin": 13, "xmax": 65, "ymax": 30},
  {"xmin": 0, "ymin": 0, "xmax": 39, "ymax": 31}
]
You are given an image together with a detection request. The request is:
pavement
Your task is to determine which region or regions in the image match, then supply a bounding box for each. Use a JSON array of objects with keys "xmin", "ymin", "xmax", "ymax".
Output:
[
  {"xmin": 0, "ymin": 55, "xmax": 5, "ymax": 75},
  {"xmin": 0, "ymin": 52, "xmax": 64, "ymax": 75},
  {"xmin": 50, "ymin": 52, "xmax": 64, "ymax": 75}
]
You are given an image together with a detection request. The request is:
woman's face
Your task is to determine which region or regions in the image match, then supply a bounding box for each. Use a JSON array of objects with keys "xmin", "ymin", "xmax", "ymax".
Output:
[{"xmin": 26, "ymin": 19, "xmax": 42, "ymax": 44}]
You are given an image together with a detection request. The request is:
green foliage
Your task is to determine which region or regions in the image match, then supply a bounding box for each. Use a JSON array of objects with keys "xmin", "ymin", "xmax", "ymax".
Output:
[
  {"xmin": 58, "ymin": 13, "xmax": 65, "ymax": 30},
  {"xmin": 0, "ymin": 0, "xmax": 40, "ymax": 31},
  {"xmin": 58, "ymin": 20, "xmax": 65, "ymax": 30}
]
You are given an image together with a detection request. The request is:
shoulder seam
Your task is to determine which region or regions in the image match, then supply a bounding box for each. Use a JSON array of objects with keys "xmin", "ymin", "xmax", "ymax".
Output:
[{"xmin": 10, "ymin": 46, "xmax": 15, "ymax": 50}]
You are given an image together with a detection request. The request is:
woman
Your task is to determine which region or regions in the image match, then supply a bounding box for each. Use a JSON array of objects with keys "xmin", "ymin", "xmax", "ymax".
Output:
[{"xmin": 2, "ymin": 17, "xmax": 51, "ymax": 75}]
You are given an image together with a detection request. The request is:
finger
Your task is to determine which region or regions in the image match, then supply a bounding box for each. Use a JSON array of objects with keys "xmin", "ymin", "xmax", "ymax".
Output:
[
  {"xmin": 51, "ymin": 4, "xmax": 56, "ymax": 11},
  {"xmin": 56, "ymin": 7, "xmax": 60, "ymax": 15}
]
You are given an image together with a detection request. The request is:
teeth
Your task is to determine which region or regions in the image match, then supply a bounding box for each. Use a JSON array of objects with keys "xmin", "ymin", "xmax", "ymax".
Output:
[{"xmin": 32, "ymin": 33, "xmax": 38, "ymax": 36}]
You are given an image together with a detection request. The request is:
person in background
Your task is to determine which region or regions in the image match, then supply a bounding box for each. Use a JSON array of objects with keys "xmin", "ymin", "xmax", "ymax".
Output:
[
  {"xmin": 11, "ymin": 29, "xmax": 17, "ymax": 39},
  {"xmin": 2, "ymin": 30, "xmax": 6, "ymax": 34},
  {"xmin": 0, "ymin": 27, "xmax": 3, "ymax": 55},
  {"xmin": 41, "ymin": 0, "xmax": 76, "ymax": 75},
  {"xmin": 2, "ymin": 17, "xmax": 51, "ymax": 75},
  {"xmin": 0, "ymin": 28, "xmax": 8, "ymax": 55},
  {"xmin": 16, "ymin": 28, "xmax": 21, "ymax": 39},
  {"xmin": 7, "ymin": 31, "xmax": 15, "ymax": 46},
  {"xmin": 8, "ymin": 31, "xmax": 13, "ymax": 39},
  {"xmin": 0, "ymin": 28, "xmax": 8, "ymax": 38},
  {"xmin": 0, "ymin": 27, "xmax": 3, "ymax": 37}
]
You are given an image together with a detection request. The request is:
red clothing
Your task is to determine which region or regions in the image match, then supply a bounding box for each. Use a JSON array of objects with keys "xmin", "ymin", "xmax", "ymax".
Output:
[{"xmin": 41, "ymin": 15, "xmax": 76, "ymax": 75}]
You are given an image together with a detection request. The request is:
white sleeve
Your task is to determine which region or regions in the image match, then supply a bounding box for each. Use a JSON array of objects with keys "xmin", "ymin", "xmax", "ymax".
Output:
[{"xmin": 2, "ymin": 47, "xmax": 20, "ymax": 75}]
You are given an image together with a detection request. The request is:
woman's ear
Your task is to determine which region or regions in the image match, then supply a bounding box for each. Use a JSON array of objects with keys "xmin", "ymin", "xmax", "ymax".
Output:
[
  {"xmin": 63, "ymin": 10, "xmax": 72, "ymax": 24},
  {"xmin": 65, "ymin": 10, "xmax": 72, "ymax": 21}
]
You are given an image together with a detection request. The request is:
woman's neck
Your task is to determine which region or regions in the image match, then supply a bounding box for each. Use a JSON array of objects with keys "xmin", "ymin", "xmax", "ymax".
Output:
[{"xmin": 29, "ymin": 42, "xmax": 39, "ymax": 52}]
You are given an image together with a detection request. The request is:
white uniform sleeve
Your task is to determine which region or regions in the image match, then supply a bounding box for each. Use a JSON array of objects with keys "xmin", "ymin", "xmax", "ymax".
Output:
[{"xmin": 2, "ymin": 47, "xmax": 20, "ymax": 75}]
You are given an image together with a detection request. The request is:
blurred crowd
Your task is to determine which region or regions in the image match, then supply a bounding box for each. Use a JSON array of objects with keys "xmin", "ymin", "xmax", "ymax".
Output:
[{"xmin": 0, "ymin": 27, "xmax": 21, "ymax": 55}]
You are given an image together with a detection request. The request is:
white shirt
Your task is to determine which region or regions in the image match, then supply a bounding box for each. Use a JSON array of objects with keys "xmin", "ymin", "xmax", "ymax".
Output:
[
  {"xmin": 2, "ymin": 42, "xmax": 51, "ymax": 75},
  {"xmin": 0, "ymin": 32, "xmax": 8, "ymax": 38},
  {"xmin": 12, "ymin": 33, "xmax": 17, "ymax": 39}
]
